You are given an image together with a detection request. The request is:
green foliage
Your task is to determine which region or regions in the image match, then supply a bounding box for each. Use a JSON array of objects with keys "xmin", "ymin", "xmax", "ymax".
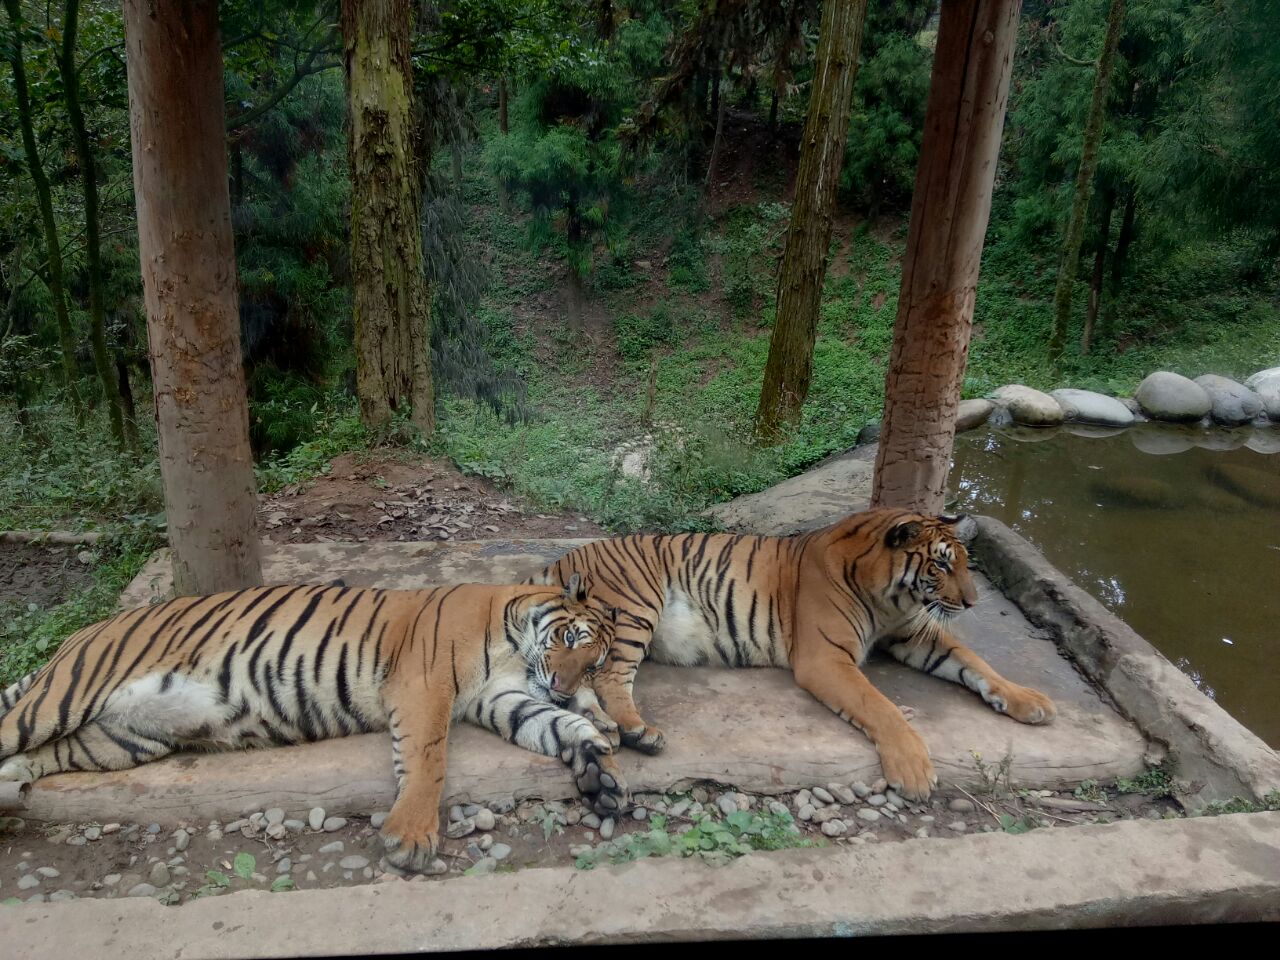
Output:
[
  {"xmin": 256, "ymin": 403, "xmax": 369, "ymax": 493},
  {"xmin": 1200, "ymin": 792, "xmax": 1280, "ymax": 816},
  {"xmin": 614, "ymin": 303, "xmax": 679, "ymax": 360},
  {"xmin": 1114, "ymin": 767, "xmax": 1174, "ymax": 800},
  {"xmin": 232, "ymin": 852, "xmax": 256, "ymax": 880},
  {"xmin": 573, "ymin": 806, "xmax": 813, "ymax": 870}
]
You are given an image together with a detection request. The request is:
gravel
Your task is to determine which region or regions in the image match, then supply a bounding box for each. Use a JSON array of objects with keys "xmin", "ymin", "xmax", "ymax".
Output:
[{"xmin": 308, "ymin": 808, "xmax": 326, "ymax": 831}]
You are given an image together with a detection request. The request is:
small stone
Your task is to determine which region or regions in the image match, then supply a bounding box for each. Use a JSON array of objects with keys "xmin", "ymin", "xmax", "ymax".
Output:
[
  {"xmin": 305, "ymin": 871, "xmax": 318, "ymax": 883},
  {"xmin": 797, "ymin": 803, "xmax": 816, "ymax": 822},
  {"xmin": 851, "ymin": 782, "xmax": 872, "ymax": 798},
  {"xmin": 150, "ymin": 863, "xmax": 171, "ymax": 886},
  {"xmin": 580, "ymin": 813, "xmax": 601, "ymax": 830},
  {"xmin": 173, "ymin": 830, "xmax": 190, "ymax": 852},
  {"xmin": 867, "ymin": 794, "xmax": 887, "ymax": 807},
  {"xmin": 795, "ymin": 789, "xmax": 813, "ymax": 809},
  {"xmin": 276, "ymin": 858, "xmax": 292, "ymax": 874},
  {"xmin": 147, "ymin": 823, "xmax": 161, "ymax": 834},
  {"xmin": 266, "ymin": 824, "xmax": 287, "ymax": 840},
  {"xmin": 565, "ymin": 809, "xmax": 581, "ymax": 826},
  {"xmin": 915, "ymin": 827, "xmax": 930, "ymax": 839},
  {"xmin": 813, "ymin": 807, "xmax": 839, "ymax": 824},
  {"xmin": 322, "ymin": 817, "xmax": 347, "ymax": 832},
  {"xmin": 251, "ymin": 873, "xmax": 268, "ymax": 883},
  {"xmin": 101, "ymin": 823, "xmax": 121, "ymax": 835},
  {"xmin": 103, "ymin": 874, "xmax": 121, "ymax": 887},
  {"xmin": 66, "ymin": 836, "xmax": 87, "ymax": 847},
  {"xmin": 83, "ymin": 826, "xmax": 102, "ymax": 841},
  {"xmin": 25, "ymin": 894, "xmax": 46, "ymax": 903},
  {"xmin": 35, "ymin": 867, "xmax": 60, "ymax": 879},
  {"xmin": 17, "ymin": 875, "xmax": 40, "ymax": 890},
  {"xmin": 463, "ymin": 803, "xmax": 482, "ymax": 817},
  {"xmin": 474, "ymin": 809, "xmax": 496, "ymax": 831},
  {"xmin": 667, "ymin": 800, "xmax": 690, "ymax": 819},
  {"xmin": 478, "ymin": 834, "xmax": 494, "ymax": 852},
  {"xmin": 207, "ymin": 829, "xmax": 223, "ymax": 842},
  {"xmin": 265, "ymin": 807, "xmax": 285, "ymax": 826},
  {"xmin": 947, "ymin": 821, "xmax": 968, "ymax": 832},
  {"xmin": 249, "ymin": 813, "xmax": 266, "ymax": 829},
  {"xmin": 340, "ymin": 855, "xmax": 369, "ymax": 870},
  {"xmin": 172, "ymin": 866, "xmax": 189, "ymax": 877},
  {"xmin": 885, "ymin": 790, "xmax": 905, "ymax": 810},
  {"xmin": 49, "ymin": 890, "xmax": 76, "ymax": 902},
  {"xmin": 811, "ymin": 787, "xmax": 835, "ymax": 805},
  {"xmin": 821, "ymin": 820, "xmax": 847, "ymax": 837},
  {"xmin": 918, "ymin": 815, "xmax": 935, "ymax": 824},
  {"xmin": 284, "ymin": 819, "xmax": 306, "ymax": 833},
  {"xmin": 370, "ymin": 812, "xmax": 388, "ymax": 829},
  {"xmin": 600, "ymin": 818, "xmax": 615, "ymax": 840},
  {"xmin": 426, "ymin": 859, "xmax": 448, "ymax": 875},
  {"xmin": 225, "ymin": 819, "xmax": 248, "ymax": 833},
  {"xmin": 768, "ymin": 800, "xmax": 790, "ymax": 818},
  {"xmin": 308, "ymin": 808, "xmax": 326, "ymax": 831},
  {"xmin": 450, "ymin": 805, "xmax": 466, "ymax": 823},
  {"xmin": 633, "ymin": 808, "xmax": 648, "ymax": 821},
  {"xmin": 691, "ymin": 787, "xmax": 709, "ymax": 804},
  {"xmin": 828, "ymin": 784, "xmax": 856, "ymax": 805},
  {"xmin": 318, "ymin": 841, "xmax": 345, "ymax": 855},
  {"xmin": 856, "ymin": 809, "xmax": 881, "ymax": 823},
  {"xmin": 716, "ymin": 795, "xmax": 737, "ymax": 817},
  {"xmin": 469, "ymin": 858, "xmax": 497, "ymax": 875},
  {"xmin": 947, "ymin": 798, "xmax": 975, "ymax": 814},
  {"xmin": 490, "ymin": 843, "xmax": 512, "ymax": 861},
  {"xmin": 446, "ymin": 818, "xmax": 476, "ymax": 839},
  {"xmin": 127, "ymin": 883, "xmax": 157, "ymax": 898},
  {"xmin": 870, "ymin": 779, "xmax": 887, "ymax": 795}
]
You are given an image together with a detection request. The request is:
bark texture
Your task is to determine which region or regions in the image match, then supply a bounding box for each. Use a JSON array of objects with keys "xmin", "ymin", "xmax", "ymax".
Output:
[
  {"xmin": 871, "ymin": 0, "xmax": 1021, "ymax": 513},
  {"xmin": 123, "ymin": 0, "xmax": 262, "ymax": 594},
  {"xmin": 341, "ymin": 0, "xmax": 434, "ymax": 434},
  {"xmin": 754, "ymin": 0, "xmax": 869, "ymax": 439}
]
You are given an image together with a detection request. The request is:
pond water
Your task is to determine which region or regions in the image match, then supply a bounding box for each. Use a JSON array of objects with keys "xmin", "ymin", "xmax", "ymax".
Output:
[{"xmin": 948, "ymin": 422, "xmax": 1280, "ymax": 747}]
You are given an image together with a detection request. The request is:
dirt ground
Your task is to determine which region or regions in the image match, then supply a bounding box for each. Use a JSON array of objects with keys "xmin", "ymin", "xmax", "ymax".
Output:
[
  {"xmin": 257, "ymin": 452, "xmax": 605, "ymax": 546},
  {"xmin": 0, "ymin": 543, "xmax": 96, "ymax": 609},
  {"xmin": 0, "ymin": 779, "xmax": 1179, "ymax": 907}
]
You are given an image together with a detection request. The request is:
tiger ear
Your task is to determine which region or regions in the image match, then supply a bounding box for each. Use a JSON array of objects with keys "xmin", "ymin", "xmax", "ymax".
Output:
[
  {"xmin": 563, "ymin": 572, "xmax": 588, "ymax": 603},
  {"xmin": 885, "ymin": 520, "xmax": 923, "ymax": 549}
]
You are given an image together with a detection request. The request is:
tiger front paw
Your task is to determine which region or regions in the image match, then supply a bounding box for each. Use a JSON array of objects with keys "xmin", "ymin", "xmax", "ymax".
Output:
[
  {"xmin": 619, "ymin": 723, "xmax": 665, "ymax": 755},
  {"xmin": 583, "ymin": 707, "xmax": 621, "ymax": 749},
  {"xmin": 990, "ymin": 682, "xmax": 1056, "ymax": 725},
  {"xmin": 0, "ymin": 756, "xmax": 35, "ymax": 784},
  {"xmin": 380, "ymin": 808, "xmax": 441, "ymax": 874},
  {"xmin": 876, "ymin": 724, "xmax": 937, "ymax": 802},
  {"xmin": 569, "ymin": 739, "xmax": 630, "ymax": 817}
]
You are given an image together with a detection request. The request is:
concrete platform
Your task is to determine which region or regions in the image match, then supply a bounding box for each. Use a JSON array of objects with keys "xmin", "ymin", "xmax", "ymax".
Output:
[
  {"xmin": 7, "ymin": 813, "xmax": 1279, "ymax": 956},
  {"xmin": 25, "ymin": 539, "xmax": 1146, "ymax": 824}
]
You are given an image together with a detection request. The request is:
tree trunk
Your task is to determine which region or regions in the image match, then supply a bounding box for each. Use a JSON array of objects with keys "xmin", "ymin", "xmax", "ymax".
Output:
[
  {"xmin": 123, "ymin": 0, "xmax": 262, "ymax": 594},
  {"xmin": 768, "ymin": 89, "xmax": 779, "ymax": 133},
  {"xmin": 61, "ymin": 0, "xmax": 128, "ymax": 447},
  {"xmin": 871, "ymin": 0, "xmax": 1021, "ymax": 514},
  {"xmin": 1080, "ymin": 186, "xmax": 1115, "ymax": 355},
  {"xmin": 753, "ymin": 0, "xmax": 869, "ymax": 440},
  {"xmin": 3, "ymin": 0, "xmax": 83, "ymax": 417},
  {"xmin": 709, "ymin": 63, "xmax": 721, "ymax": 128},
  {"xmin": 341, "ymin": 0, "xmax": 434, "ymax": 434},
  {"xmin": 1100, "ymin": 188, "xmax": 1135, "ymax": 343},
  {"xmin": 705, "ymin": 70, "xmax": 727, "ymax": 190},
  {"xmin": 116, "ymin": 352, "xmax": 137, "ymax": 442},
  {"xmin": 1048, "ymin": 0, "xmax": 1125, "ymax": 364}
]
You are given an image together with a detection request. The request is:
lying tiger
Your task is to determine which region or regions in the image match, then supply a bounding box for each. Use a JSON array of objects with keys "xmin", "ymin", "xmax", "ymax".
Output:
[
  {"xmin": 532, "ymin": 508, "xmax": 1055, "ymax": 801},
  {"xmin": 0, "ymin": 575, "xmax": 625, "ymax": 872}
]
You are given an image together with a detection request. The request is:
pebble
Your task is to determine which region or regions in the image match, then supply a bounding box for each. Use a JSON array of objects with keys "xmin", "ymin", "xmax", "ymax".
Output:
[
  {"xmin": 870, "ymin": 778, "xmax": 887, "ymax": 794},
  {"xmin": 84, "ymin": 826, "xmax": 102, "ymax": 841},
  {"xmin": 821, "ymin": 820, "xmax": 847, "ymax": 837},
  {"xmin": 103, "ymin": 874, "xmax": 122, "ymax": 886},
  {"xmin": 323, "ymin": 817, "xmax": 347, "ymax": 832},
  {"xmin": 828, "ymin": 783, "xmax": 856, "ymax": 805},
  {"xmin": 308, "ymin": 807, "xmax": 326, "ymax": 831},
  {"xmin": 251, "ymin": 873, "xmax": 269, "ymax": 883},
  {"xmin": 101, "ymin": 823, "xmax": 121, "ymax": 835},
  {"xmin": 127, "ymin": 883, "xmax": 157, "ymax": 897},
  {"xmin": 207, "ymin": 829, "xmax": 223, "ymax": 842},
  {"xmin": 463, "ymin": 804, "xmax": 481, "ymax": 817},
  {"xmin": 797, "ymin": 803, "xmax": 816, "ymax": 822},
  {"xmin": 633, "ymin": 808, "xmax": 648, "ymax": 821},
  {"xmin": 851, "ymin": 781, "xmax": 872, "ymax": 798},
  {"xmin": 297, "ymin": 855, "xmax": 312, "ymax": 863},
  {"xmin": 915, "ymin": 827, "xmax": 930, "ymax": 839},
  {"xmin": 600, "ymin": 818, "xmax": 615, "ymax": 840},
  {"xmin": 225, "ymin": 819, "xmax": 248, "ymax": 833},
  {"xmin": 340, "ymin": 856, "xmax": 369, "ymax": 870},
  {"xmin": 449, "ymin": 805, "xmax": 466, "ymax": 823},
  {"xmin": 490, "ymin": 843, "xmax": 512, "ymax": 861},
  {"xmin": 370, "ymin": 812, "xmax": 388, "ymax": 829},
  {"xmin": 667, "ymin": 801, "xmax": 690, "ymax": 819},
  {"xmin": 172, "ymin": 866, "xmax": 189, "ymax": 877},
  {"xmin": 266, "ymin": 824, "xmax": 287, "ymax": 840},
  {"xmin": 813, "ymin": 807, "xmax": 839, "ymax": 824},
  {"xmin": 886, "ymin": 790, "xmax": 905, "ymax": 809},
  {"xmin": 276, "ymin": 858, "xmax": 292, "ymax": 874},
  {"xmin": 580, "ymin": 813, "xmax": 601, "ymax": 830},
  {"xmin": 948, "ymin": 798, "xmax": 975, "ymax": 814},
  {"xmin": 491, "ymin": 796, "xmax": 516, "ymax": 815},
  {"xmin": 150, "ymin": 864, "xmax": 171, "ymax": 886},
  {"xmin": 249, "ymin": 813, "xmax": 266, "ymax": 829},
  {"xmin": 305, "ymin": 871, "xmax": 318, "ymax": 883},
  {"xmin": 426, "ymin": 859, "xmax": 448, "ymax": 875},
  {"xmin": 35, "ymin": 867, "xmax": 60, "ymax": 879},
  {"xmin": 447, "ymin": 818, "xmax": 477, "ymax": 839},
  {"xmin": 795, "ymin": 789, "xmax": 813, "ymax": 808},
  {"xmin": 17, "ymin": 875, "xmax": 40, "ymax": 890},
  {"xmin": 49, "ymin": 890, "xmax": 76, "ymax": 902},
  {"xmin": 867, "ymin": 794, "xmax": 887, "ymax": 807},
  {"xmin": 691, "ymin": 787, "xmax": 709, "ymax": 804},
  {"xmin": 716, "ymin": 795, "xmax": 738, "ymax": 817},
  {"xmin": 566, "ymin": 809, "xmax": 581, "ymax": 826},
  {"xmin": 856, "ymin": 809, "xmax": 881, "ymax": 823},
  {"xmin": 947, "ymin": 821, "xmax": 968, "ymax": 832},
  {"xmin": 25, "ymin": 894, "xmax": 45, "ymax": 903},
  {"xmin": 569, "ymin": 844, "xmax": 592, "ymax": 857},
  {"xmin": 174, "ymin": 830, "xmax": 190, "ymax": 851},
  {"xmin": 317, "ymin": 841, "xmax": 345, "ymax": 855},
  {"xmin": 811, "ymin": 787, "xmax": 835, "ymax": 805},
  {"xmin": 284, "ymin": 819, "xmax": 306, "ymax": 832},
  {"xmin": 918, "ymin": 815, "xmax": 935, "ymax": 824},
  {"xmin": 469, "ymin": 858, "xmax": 497, "ymax": 875},
  {"xmin": 265, "ymin": 808, "xmax": 285, "ymax": 825},
  {"xmin": 147, "ymin": 823, "xmax": 161, "ymax": 834},
  {"xmin": 474, "ymin": 809, "xmax": 496, "ymax": 831},
  {"xmin": 66, "ymin": 836, "xmax": 87, "ymax": 847},
  {"xmin": 768, "ymin": 800, "xmax": 790, "ymax": 818}
]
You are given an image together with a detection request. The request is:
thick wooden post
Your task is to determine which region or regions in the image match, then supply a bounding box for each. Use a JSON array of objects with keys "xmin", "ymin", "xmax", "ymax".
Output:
[
  {"xmin": 871, "ymin": 0, "xmax": 1021, "ymax": 514},
  {"xmin": 124, "ymin": 0, "xmax": 262, "ymax": 594}
]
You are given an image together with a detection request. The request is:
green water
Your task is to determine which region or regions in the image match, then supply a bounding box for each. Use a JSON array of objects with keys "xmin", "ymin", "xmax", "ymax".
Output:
[{"xmin": 948, "ymin": 422, "xmax": 1280, "ymax": 748}]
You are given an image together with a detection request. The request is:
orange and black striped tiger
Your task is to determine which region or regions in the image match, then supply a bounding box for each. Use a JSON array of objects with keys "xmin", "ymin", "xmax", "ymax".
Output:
[
  {"xmin": 0, "ymin": 576, "xmax": 624, "ymax": 871},
  {"xmin": 531, "ymin": 508, "xmax": 1056, "ymax": 801}
]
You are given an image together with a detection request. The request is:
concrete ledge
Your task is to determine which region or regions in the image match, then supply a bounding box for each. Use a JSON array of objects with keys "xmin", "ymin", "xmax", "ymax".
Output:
[
  {"xmin": 7, "ymin": 812, "xmax": 1279, "ymax": 956},
  {"xmin": 973, "ymin": 516, "xmax": 1280, "ymax": 807}
]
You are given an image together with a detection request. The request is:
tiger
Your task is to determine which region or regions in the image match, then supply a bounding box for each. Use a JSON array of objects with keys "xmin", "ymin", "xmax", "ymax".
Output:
[
  {"xmin": 0, "ymin": 575, "xmax": 625, "ymax": 872},
  {"xmin": 530, "ymin": 508, "xmax": 1056, "ymax": 801}
]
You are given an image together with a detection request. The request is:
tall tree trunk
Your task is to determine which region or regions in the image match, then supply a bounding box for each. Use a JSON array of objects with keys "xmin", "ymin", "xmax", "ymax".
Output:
[
  {"xmin": 709, "ymin": 62, "xmax": 721, "ymax": 127},
  {"xmin": 1080, "ymin": 186, "xmax": 1115, "ymax": 355},
  {"xmin": 1100, "ymin": 188, "xmax": 1135, "ymax": 343},
  {"xmin": 61, "ymin": 0, "xmax": 128, "ymax": 447},
  {"xmin": 705, "ymin": 70, "xmax": 727, "ymax": 190},
  {"xmin": 341, "ymin": 0, "xmax": 434, "ymax": 434},
  {"xmin": 123, "ymin": 0, "xmax": 262, "ymax": 594},
  {"xmin": 768, "ymin": 89, "xmax": 779, "ymax": 133},
  {"xmin": 1048, "ymin": 0, "xmax": 1125, "ymax": 364},
  {"xmin": 871, "ymin": 0, "xmax": 1021, "ymax": 514},
  {"xmin": 3, "ymin": 0, "xmax": 83, "ymax": 417},
  {"xmin": 753, "ymin": 0, "xmax": 869, "ymax": 440}
]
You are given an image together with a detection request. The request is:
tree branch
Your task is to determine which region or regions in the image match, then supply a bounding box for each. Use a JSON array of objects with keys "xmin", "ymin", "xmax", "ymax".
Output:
[
  {"xmin": 225, "ymin": 28, "xmax": 341, "ymax": 133},
  {"xmin": 1054, "ymin": 41, "xmax": 1096, "ymax": 67}
]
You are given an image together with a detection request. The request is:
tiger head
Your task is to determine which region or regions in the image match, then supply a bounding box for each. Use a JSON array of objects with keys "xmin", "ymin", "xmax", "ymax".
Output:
[
  {"xmin": 830, "ymin": 509, "xmax": 979, "ymax": 625},
  {"xmin": 529, "ymin": 573, "xmax": 617, "ymax": 704}
]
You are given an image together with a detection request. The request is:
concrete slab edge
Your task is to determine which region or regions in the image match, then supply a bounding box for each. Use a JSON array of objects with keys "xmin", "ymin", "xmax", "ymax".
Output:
[
  {"xmin": 6, "ymin": 812, "xmax": 1278, "ymax": 956},
  {"xmin": 972, "ymin": 516, "xmax": 1280, "ymax": 807}
]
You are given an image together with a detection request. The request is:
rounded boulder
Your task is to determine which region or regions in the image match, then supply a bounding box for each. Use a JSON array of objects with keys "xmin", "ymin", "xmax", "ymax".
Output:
[{"xmin": 1134, "ymin": 372, "xmax": 1211, "ymax": 423}]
